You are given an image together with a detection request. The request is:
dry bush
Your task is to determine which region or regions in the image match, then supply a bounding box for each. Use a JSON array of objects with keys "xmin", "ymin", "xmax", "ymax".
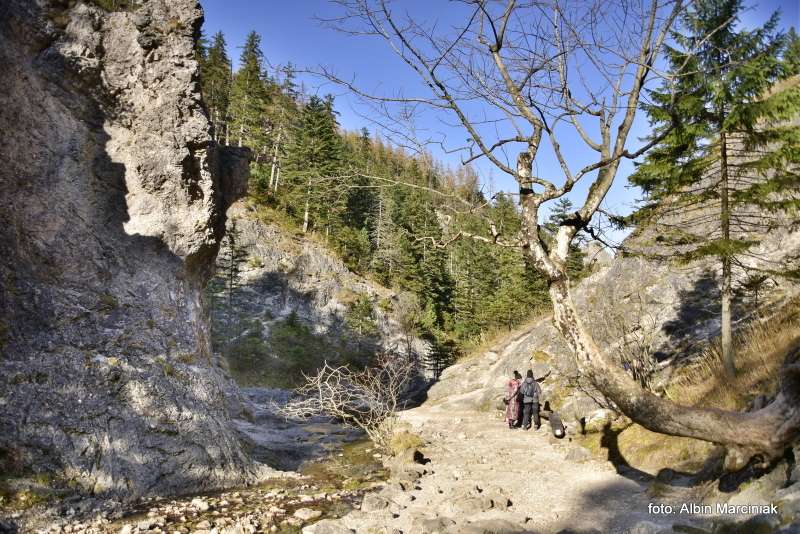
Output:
[
  {"xmin": 275, "ymin": 354, "xmax": 415, "ymax": 452},
  {"xmin": 389, "ymin": 430, "xmax": 425, "ymax": 456},
  {"xmin": 594, "ymin": 291, "xmax": 664, "ymax": 391}
]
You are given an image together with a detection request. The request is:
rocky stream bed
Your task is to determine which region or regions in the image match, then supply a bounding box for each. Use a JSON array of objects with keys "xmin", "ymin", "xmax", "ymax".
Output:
[{"xmin": 0, "ymin": 389, "xmax": 388, "ymax": 534}]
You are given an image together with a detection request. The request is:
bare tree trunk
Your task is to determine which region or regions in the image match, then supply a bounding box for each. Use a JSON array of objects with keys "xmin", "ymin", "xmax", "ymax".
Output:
[
  {"xmin": 238, "ymin": 94, "xmax": 248, "ymax": 147},
  {"xmin": 302, "ymin": 176, "xmax": 311, "ymax": 234},
  {"xmin": 268, "ymin": 128, "xmax": 283, "ymax": 192},
  {"xmin": 376, "ymin": 196, "xmax": 383, "ymax": 249},
  {"xmin": 720, "ymin": 131, "xmax": 735, "ymax": 376},
  {"xmin": 547, "ymin": 276, "xmax": 800, "ymax": 469},
  {"xmin": 273, "ymin": 166, "xmax": 280, "ymax": 194}
]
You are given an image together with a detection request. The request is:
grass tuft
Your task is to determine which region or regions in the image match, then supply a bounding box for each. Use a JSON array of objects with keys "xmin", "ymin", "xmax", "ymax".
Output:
[{"xmin": 389, "ymin": 431, "xmax": 425, "ymax": 457}]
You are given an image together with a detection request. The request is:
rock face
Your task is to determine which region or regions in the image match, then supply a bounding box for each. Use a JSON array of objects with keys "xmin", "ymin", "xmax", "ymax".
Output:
[
  {"xmin": 209, "ymin": 203, "xmax": 429, "ymax": 387},
  {"xmin": 0, "ymin": 0, "xmax": 264, "ymax": 497}
]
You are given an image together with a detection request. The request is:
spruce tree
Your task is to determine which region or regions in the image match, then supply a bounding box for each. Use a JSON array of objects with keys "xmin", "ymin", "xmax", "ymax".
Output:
[
  {"xmin": 630, "ymin": 0, "xmax": 800, "ymax": 375},
  {"xmin": 784, "ymin": 28, "xmax": 800, "ymax": 77},
  {"xmin": 201, "ymin": 31, "xmax": 232, "ymax": 143},
  {"xmin": 208, "ymin": 219, "xmax": 249, "ymax": 347},
  {"xmin": 229, "ymin": 31, "xmax": 271, "ymax": 154},
  {"xmin": 282, "ymin": 95, "xmax": 343, "ymax": 233}
]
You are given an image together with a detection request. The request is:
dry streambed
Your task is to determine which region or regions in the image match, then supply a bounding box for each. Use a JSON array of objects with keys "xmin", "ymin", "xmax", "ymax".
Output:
[{"xmin": 14, "ymin": 440, "xmax": 387, "ymax": 534}]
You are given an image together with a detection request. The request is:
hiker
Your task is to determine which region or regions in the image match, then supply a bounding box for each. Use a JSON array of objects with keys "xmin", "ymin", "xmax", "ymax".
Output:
[
  {"xmin": 504, "ymin": 370, "xmax": 522, "ymax": 429},
  {"xmin": 519, "ymin": 370, "xmax": 542, "ymax": 430}
]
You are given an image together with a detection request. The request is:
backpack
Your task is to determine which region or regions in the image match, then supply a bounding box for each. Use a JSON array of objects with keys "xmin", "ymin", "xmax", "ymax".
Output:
[{"xmin": 520, "ymin": 379, "xmax": 539, "ymax": 402}]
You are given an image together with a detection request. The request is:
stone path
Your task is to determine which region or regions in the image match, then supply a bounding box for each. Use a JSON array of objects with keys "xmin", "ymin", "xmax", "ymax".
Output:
[{"xmin": 317, "ymin": 405, "xmax": 699, "ymax": 534}]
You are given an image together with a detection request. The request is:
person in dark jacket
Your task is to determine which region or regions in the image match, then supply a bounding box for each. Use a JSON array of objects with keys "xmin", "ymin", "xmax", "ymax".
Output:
[{"xmin": 519, "ymin": 370, "xmax": 542, "ymax": 430}]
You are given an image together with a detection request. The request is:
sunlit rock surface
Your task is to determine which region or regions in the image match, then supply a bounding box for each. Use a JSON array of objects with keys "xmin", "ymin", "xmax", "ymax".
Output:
[{"xmin": 0, "ymin": 0, "xmax": 266, "ymax": 498}]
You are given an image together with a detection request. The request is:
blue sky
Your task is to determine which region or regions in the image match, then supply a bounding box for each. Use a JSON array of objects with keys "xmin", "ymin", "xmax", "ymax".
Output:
[{"xmin": 200, "ymin": 0, "xmax": 799, "ymax": 240}]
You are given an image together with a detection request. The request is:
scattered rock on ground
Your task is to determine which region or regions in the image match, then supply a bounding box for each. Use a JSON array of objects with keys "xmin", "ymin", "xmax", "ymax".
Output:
[{"xmin": 294, "ymin": 508, "xmax": 323, "ymax": 521}]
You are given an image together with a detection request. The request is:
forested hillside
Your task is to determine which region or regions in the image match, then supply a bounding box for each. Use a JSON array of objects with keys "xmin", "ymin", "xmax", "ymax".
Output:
[{"xmin": 196, "ymin": 30, "xmax": 587, "ymax": 364}]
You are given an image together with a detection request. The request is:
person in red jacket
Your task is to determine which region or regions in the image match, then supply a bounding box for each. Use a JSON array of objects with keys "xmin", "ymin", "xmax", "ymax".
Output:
[{"xmin": 504, "ymin": 371, "xmax": 522, "ymax": 429}]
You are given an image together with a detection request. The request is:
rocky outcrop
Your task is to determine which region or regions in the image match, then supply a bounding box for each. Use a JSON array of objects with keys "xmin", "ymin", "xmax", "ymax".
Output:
[{"xmin": 0, "ymin": 0, "xmax": 264, "ymax": 497}]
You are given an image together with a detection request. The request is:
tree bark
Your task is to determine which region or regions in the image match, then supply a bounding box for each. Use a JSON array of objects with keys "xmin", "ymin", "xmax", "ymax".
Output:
[
  {"xmin": 720, "ymin": 131, "xmax": 735, "ymax": 376},
  {"xmin": 547, "ymin": 276, "xmax": 800, "ymax": 469}
]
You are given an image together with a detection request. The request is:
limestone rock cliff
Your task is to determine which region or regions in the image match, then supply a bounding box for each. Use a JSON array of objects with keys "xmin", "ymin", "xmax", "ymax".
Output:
[{"xmin": 0, "ymin": 0, "xmax": 264, "ymax": 497}]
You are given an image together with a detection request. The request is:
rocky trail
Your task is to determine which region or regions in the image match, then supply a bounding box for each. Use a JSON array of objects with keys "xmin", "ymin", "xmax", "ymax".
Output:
[{"xmin": 314, "ymin": 406, "xmax": 700, "ymax": 534}]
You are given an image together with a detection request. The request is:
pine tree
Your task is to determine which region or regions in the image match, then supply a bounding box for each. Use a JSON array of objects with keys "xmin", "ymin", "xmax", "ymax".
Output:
[
  {"xmin": 280, "ymin": 62, "xmax": 300, "ymax": 100},
  {"xmin": 630, "ymin": 0, "xmax": 800, "ymax": 375},
  {"xmin": 255, "ymin": 64, "xmax": 301, "ymax": 198},
  {"xmin": 201, "ymin": 31, "xmax": 232, "ymax": 143},
  {"xmin": 370, "ymin": 187, "xmax": 402, "ymax": 277},
  {"xmin": 229, "ymin": 31, "xmax": 271, "ymax": 154}
]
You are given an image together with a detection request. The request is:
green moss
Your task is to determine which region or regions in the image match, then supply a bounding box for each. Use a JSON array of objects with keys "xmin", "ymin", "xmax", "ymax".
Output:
[
  {"xmin": 86, "ymin": 0, "xmax": 137, "ymax": 11},
  {"xmin": 98, "ymin": 293, "xmax": 119, "ymax": 311},
  {"xmin": 531, "ymin": 350, "xmax": 551, "ymax": 362},
  {"xmin": 299, "ymin": 446, "xmax": 387, "ymax": 494},
  {"xmin": 378, "ymin": 298, "xmax": 393, "ymax": 313},
  {"xmin": 176, "ymin": 352, "xmax": 196, "ymax": 365},
  {"xmin": 0, "ymin": 476, "xmax": 52, "ymax": 512},
  {"xmin": 146, "ymin": 319, "xmax": 156, "ymax": 329}
]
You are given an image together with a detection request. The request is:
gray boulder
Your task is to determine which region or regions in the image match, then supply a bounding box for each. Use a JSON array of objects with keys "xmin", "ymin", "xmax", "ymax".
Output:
[
  {"xmin": 301, "ymin": 521, "xmax": 354, "ymax": 534},
  {"xmin": 628, "ymin": 522, "xmax": 673, "ymax": 534}
]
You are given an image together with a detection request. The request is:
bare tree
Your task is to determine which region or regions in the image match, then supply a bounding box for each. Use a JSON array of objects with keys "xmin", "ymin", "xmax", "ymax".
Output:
[
  {"xmin": 276, "ymin": 354, "xmax": 415, "ymax": 452},
  {"xmin": 319, "ymin": 0, "xmax": 800, "ymax": 468}
]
